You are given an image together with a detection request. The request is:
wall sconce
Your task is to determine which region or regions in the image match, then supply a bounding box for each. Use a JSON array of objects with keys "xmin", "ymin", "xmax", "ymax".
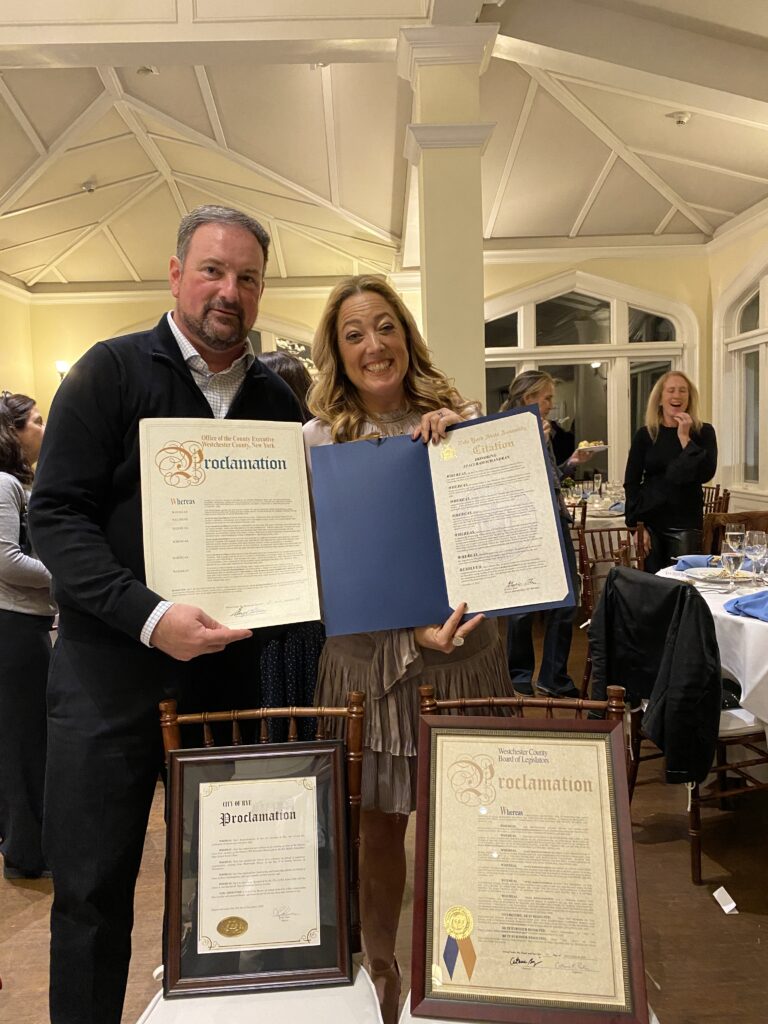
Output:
[{"xmin": 55, "ymin": 360, "xmax": 71, "ymax": 383}]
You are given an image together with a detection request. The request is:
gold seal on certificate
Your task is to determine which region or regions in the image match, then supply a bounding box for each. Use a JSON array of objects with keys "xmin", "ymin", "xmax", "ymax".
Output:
[
  {"xmin": 217, "ymin": 916, "xmax": 248, "ymax": 937},
  {"xmin": 444, "ymin": 905, "xmax": 473, "ymax": 940},
  {"xmin": 439, "ymin": 443, "xmax": 456, "ymax": 461}
]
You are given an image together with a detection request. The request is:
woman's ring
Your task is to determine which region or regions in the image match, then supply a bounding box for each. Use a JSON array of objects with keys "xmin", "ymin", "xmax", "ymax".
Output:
[{"xmin": 451, "ymin": 634, "xmax": 465, "ymax": 647}]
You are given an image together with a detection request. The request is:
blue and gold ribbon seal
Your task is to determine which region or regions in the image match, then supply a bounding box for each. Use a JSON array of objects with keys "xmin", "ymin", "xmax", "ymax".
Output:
[{"xmin": 442, "ymin": 905, "xmax": 477, "ymax": 980}]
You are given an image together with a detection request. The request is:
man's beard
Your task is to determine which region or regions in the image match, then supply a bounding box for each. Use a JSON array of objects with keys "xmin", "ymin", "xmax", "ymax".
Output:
[{"xmin": 180, "ymin": 301, "xmax": 247, "ymax": 352}]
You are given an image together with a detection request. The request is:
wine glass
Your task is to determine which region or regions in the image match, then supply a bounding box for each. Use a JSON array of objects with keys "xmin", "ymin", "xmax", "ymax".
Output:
[
  {"xmin": 744, "ymin": 530, "xmax": 767, "ymax": 586},
  {"xmin": 721, "ymin": 548, "xmax": 745, "ymax": 590},
  {"xmin": 592, "ymin": 471, "xmax": 603, "ymax": 495},
  {"xmin": 723, "ymin": 523, "xmax": 745, "ymax": 553}
]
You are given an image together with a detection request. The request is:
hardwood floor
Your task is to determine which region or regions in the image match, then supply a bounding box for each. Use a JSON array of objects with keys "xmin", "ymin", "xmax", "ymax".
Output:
[{"xmin": 2, "ymin": 627, "xmax": 767, "ymax": 1023}]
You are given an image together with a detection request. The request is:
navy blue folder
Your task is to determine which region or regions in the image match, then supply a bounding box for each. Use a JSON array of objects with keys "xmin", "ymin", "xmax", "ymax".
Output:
[{"xmin": 309, "ymin": 408, "xmax": 574, "ymax": 636}]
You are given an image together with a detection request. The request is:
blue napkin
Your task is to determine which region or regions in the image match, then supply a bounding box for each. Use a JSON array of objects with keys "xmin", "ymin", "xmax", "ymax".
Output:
[
  {"xmin": 674, "ymin": 554, "xmax": 713, "ymax": 571},
  {"xmin": 724, "ymin": 590, "xmax": 768, "ymax": 621},
  {"xmin": 609, "ymin": 501, "xmax": 625, "ymax": 513}
]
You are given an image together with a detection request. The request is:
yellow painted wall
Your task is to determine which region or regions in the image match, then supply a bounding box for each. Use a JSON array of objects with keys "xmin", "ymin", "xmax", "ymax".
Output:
[
  {"xmin": 708, "ymin": 222, "xmax": 768, "ymax": 300},
  {"xmin": 0, "ymin": 290, "xmax": 35, "ymax": 397},
  {"xmin": 27, "ymin": 289, "xmax": 332, "ymax": 417},
  {"xmin": 30, "ymin": 296, "xmax": 170, "ymax": 417}
]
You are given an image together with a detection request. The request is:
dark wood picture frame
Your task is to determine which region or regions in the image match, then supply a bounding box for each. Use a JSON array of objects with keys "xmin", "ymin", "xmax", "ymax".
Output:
[
  {"xmin": 411, "ymin": 716, "xmax": 648, "ymax": 1023},
  {"xmin": 164, "ymin": 739, "xmax": 353, "ymax": 998}
]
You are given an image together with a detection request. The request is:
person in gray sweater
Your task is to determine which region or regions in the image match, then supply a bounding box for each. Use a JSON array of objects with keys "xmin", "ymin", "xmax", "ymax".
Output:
[{"xmin": 0, "ymin": 392, "xmax": 55, "ymax": 879}]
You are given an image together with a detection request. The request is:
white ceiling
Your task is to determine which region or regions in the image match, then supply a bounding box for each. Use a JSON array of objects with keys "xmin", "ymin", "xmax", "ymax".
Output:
[{"xmin": 1, "ymin": 0, "xmax": 768, "ymax": 294}]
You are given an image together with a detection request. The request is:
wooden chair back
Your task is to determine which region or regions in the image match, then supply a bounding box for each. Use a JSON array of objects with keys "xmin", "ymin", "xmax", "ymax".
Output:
[
  {"xmin": 158, "ymin": 690, "xmax": 366, "ymax": 952},
  {"xmin": 578, "ymin": 524, "xmax": 646, "ymax": 617},
  {"xmin": 419, "ymin": 682, "xmax": 626, "ymax": 723},
  {"xmin": 701, "ymin": 510, "xmax": 768, "ymax": 555},
  {"xmin": 701, "ymin": 483, "xmax": 720, "ymax": 515},
  {"xmin": 717, "ymin": 488, "xmax": 731, "ymax": 513},
  {"xmin": 565, "ymin": 498, "xmax": 588, "ymax": 528}
]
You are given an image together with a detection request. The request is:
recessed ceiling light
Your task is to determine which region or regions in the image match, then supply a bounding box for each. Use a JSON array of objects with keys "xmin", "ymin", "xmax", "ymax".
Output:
[{"xmin": 137, "ymin": 65, "xmax": 159, "ymax": 76}]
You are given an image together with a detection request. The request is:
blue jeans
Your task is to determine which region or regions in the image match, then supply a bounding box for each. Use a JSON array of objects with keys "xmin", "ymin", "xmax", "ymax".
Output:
[{"xmin": 506, "ymin": 519, "xmax": 578, "ymax": 695}]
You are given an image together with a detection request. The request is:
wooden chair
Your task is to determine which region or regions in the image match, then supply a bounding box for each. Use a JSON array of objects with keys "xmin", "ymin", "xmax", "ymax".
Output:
[
  {"xmin": 702, "ymin": 483, "xmax": 721, "ymax": 515},
  {"xmin": 701, "ymin": 510, "xmax": 768, "ymax": 555},
  {"xmin": 689, "ymin": 711, "xmax": 768, "ymax": 884},
  {"xmin": 564, "ymin": 498, "xmax": 588, "ymax": 528},
  {"xmin": 158, "ymin": 690, "xmax": 366, "ymax": 953},
  {"xmin": 576, "ymin": 524, "xmax": 646, "ymax": 697},
  {"xmin": 716, "ymin": 488, "xmax": 731, "ymax": 513}
]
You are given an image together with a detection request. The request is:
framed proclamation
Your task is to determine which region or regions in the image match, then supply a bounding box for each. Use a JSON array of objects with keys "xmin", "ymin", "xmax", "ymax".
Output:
[
  {"xmin": 411, "ymin": 716, "xmax": 648, "ymax": 1024},
  {"xmin": 164, "ymin": 740, "xmax": 353, "ymax": 997}
]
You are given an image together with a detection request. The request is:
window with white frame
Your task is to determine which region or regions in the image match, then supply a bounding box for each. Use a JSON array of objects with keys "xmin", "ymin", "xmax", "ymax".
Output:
[
  {"xmin": 483, "ymin": 271, "xmax": 696, "ymax": 486},
  {"xmin": 718, "ymin": 277, "xmax": 768, "ymax": 494}
]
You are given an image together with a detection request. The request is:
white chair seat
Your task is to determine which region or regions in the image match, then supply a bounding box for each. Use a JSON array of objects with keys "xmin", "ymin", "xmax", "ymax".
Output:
[
  {"xmin": 136, "ymin": 961, "xmax": 382, "ymax": 1023},
  {"xmin": 718, "ymin": 706, "xmax": 763, "ymax": 737}
]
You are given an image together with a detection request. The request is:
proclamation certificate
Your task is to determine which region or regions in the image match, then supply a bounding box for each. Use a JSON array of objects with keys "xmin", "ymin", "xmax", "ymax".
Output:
[
  {"xmin": 197, "ymin": 776, "xmax": 321, "ymax": 953},
  {"xmin": 140, "ymin": 418, "xmax": 320, "ymax": 628},
  {"xmin": 427, "ymin": 414, "xmax": 569, "ymax": 613},
  {"xmin": 426, "ymin": 728, "xmax": 631, "ymax": 1014}
]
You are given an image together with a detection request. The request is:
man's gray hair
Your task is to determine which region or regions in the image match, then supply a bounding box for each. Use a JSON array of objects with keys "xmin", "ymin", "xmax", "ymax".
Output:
[{"xmin": 176, "ymin": 205, "xmax": 270, "ymax": 268}]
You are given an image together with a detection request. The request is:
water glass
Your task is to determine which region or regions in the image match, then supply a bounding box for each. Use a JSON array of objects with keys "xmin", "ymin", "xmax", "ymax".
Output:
[
  {"xmin": 723, "ymin": 524, "xmax": 745, "ymax": 552},
  {"xmin": 744, "ymin": 530, "xmax": 767, "ymax": 586},
  {"xmin": 592, "ymin": 471, "xmax": 603, "ymax": 495},
  {"xmin": 721, "ymin": 549, "xmax": 745, "ymax": 590}
]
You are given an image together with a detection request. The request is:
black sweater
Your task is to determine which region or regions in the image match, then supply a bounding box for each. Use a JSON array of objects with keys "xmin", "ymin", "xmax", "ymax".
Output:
[
  {"xmin": 29, "ymin": 315, "xmax": 301, "ymax": 645},
  {"xmin": 623, "ymin": 422, "xmax": 717, "ymax": 531}
]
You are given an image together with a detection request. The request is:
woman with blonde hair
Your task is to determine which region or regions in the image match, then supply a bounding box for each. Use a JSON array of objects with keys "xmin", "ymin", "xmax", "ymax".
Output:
[
  {"xmin": 304, "ymin": 275, "xmax": 512, "ymax": 1022},
  {"xmin": 624, "ymin": 370, "xmax": 717, "ymax": 573}
]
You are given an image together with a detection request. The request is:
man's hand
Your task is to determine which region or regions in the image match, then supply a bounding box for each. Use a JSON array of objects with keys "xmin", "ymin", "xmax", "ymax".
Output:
[{"xmin": 149, "ymin": 603, "xmax": 252, "ymax": 661}]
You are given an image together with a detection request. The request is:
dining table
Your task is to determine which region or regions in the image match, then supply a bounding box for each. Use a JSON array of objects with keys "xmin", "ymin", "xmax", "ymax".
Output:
[{"xmin": 658, "ymin": 565, "xmax": 768, "ymax": 740}]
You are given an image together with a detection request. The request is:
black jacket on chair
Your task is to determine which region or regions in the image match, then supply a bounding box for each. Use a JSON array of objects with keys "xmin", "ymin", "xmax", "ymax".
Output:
[{"xmin": 589, "ymin": 566, "xmax": 721, "ymax": 784}]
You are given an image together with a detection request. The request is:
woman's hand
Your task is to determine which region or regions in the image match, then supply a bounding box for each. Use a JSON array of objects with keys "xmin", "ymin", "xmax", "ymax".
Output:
[
  {"xmin": 412, "ymin": 407, "xmax": 463, "ymax": 444},
  {"xmin": 672, "ymin": 411, "xmax": 692, "ymax": 447},
  {"xmin": 414, "ymin": 602, "xmax": 485, "ymax": 653},
  {"xmin": 637, "ymin": 529, "xmax": 652, "ymax": 555}
]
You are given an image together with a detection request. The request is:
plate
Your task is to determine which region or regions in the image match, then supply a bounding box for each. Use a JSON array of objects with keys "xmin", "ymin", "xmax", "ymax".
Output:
[
  {"xmin": 588, "ymin": 510, "xmax": 624, "ymax": 519},
  {"xmin": 685, "ymin": 567, "xmax": 751, "ymax": 582},
  {"xmin": 577, "ymin": 444, "xmax": 608, "ymax": 453}
]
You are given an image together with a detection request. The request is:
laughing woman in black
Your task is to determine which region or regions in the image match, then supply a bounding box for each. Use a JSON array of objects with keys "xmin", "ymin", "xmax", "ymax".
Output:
[{"xmin": 624, "ymin": 371, "xmax": 717, "ymax": 574}]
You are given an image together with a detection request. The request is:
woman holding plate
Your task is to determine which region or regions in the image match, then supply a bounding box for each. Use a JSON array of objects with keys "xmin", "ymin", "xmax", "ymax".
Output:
[
  {"xmin": 304, "ymin": 275, "xmax": 512, "ymax": 1023},
  {"xmin": 624, "ymin": 371, "xmax": 717, "ymax": 574}
]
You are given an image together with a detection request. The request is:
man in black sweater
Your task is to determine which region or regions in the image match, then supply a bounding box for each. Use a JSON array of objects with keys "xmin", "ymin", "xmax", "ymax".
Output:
[{"xmin": 29, "ymin": 205, "xmax": 302, "ymax": 1024}]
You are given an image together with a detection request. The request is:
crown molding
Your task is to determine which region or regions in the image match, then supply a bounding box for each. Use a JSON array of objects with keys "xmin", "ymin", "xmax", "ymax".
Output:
[
  {"xmin": 404, "ymin": 121, "xmax": 494, "ymax": 164},
  {"xmin": 0, "ymin": 274, "xmax": 30, "ymax": 303},
  {"xmin": 388, "ymin": 270, "xmax": 422, "ymax": 290},
  {"xmin": 707, "ymin": 197, "xmax": 768, "ymax": 255},
  {"xmin": 397, "ymin": 23, "xmax": 498, "ymax": 81}
]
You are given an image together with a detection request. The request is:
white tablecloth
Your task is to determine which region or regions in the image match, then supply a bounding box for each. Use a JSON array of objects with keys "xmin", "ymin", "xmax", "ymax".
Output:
[
  {"xmin": 136, "ymin": 962, "xmax": 382, "ymax": 1023},
  {"xmin": 658, "ymin": 566, "xmax": 768, "ymax": 728}
]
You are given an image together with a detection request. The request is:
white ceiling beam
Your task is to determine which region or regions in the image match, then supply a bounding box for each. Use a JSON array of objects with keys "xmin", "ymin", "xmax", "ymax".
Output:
[
  {"xmin": 428, "ymin": 1, "xmax": 487, "ymax": 26},
  {"xmin": 653, "ymin": 206, "xmax": 676, "ymax": 236},
  {"xmin": 569, "ymin": 152, "xmax": 617, "ymax": 238},
  {"xmin": 194, "ymin": 66, "xmax": 227, "ymax": 149},
  {"xmin": 690, "ymin": 202, "xmax": 736, "ymax": 217},
  {"xmin": 280, "ymin": 221, "xmax": 390, "ymax": 274},
  {"xmin": 123, "ymin": 94, "xmax": 399, "ymax": 244},
  {"xmin": 175, "ymin": 173, "xmax": 390, "ymax": 274},
  {"xmin": 522, "ymin": 66, "xmax": 714, "ymax": 235},
  {"xmin": 320, "ymin": 65, "xmax": 341, "ymax": 207},
  {"xmin": 0, "ymin": 91, "xmax": 113, "ymax": 215},
  {"xmin": 483, "ymin": 234, "xmax": 708, "ymax": 261},
  {"xmin": 267, "ymin": 220, "xmax": 288, "ymax": 279},
  {"xmin": 66, "ymin": 132, "xmax": 137, "ymax": 154},
  {"xmin": 0, "ymin": 73, "xmax": 45, "ymax": 155},
  {"xmin": 493, "ymin": 33, "xmax": 768, "ymax": 132},
  {"xmin": 115, "ymin": 102, "xmax": 188, "ymax": 217},
  {"xmin": 1, "ymin": 171, "xmax": 158, "ymax": 221},
  {"xmin": 102, "ymin": 224, "xmax": 141, "ymax": 282},
  {"xmin": 50, "ymin": 266, "xmax": 68, "ymax": 284},
  {"xmin": 26, "ymin": 175, "xmax": 163, "ymax": 286},
  {"xmin": 0, "ymin": 224, "xmax": 93, "ymax": 255},
  {"xmin": 98, "ymin": 66, "xmax": 187, "ymax": 217},
  {"xmin": 630, "ymin": 148, "xmax": 768, "ymax": 186},
  {"xmin": 484, "ymin": 77, "xmax": 537, "ymax": 238},
  {"xmin": 493, "ymin": 0, "xmax": 768, "ymax": 114}
]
